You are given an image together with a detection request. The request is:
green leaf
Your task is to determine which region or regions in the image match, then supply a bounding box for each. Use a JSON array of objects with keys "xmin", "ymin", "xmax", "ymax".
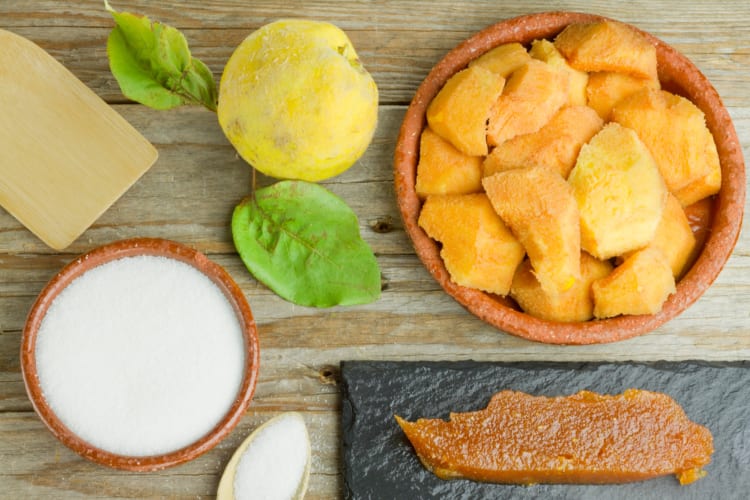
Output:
[
  {"xmin": 106, "ymin": 24, "xmax": 183, "ymax": 110},
  {"xmin": 152, "ymin": 22, "xmax": 191, "ymax": 76},
  {"xmin": 182, "ymin": 58, "xmax": 218, "ymax": 112},
  {"xmin": 104, "ymin": 1, "xmax": 217, "ymax": 111},
  {"xmin": 232, "ymin": 181, "xmax": 381, "ymax": 308}
]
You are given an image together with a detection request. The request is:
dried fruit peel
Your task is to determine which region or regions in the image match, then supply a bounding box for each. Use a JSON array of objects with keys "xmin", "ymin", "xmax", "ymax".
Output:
[{"xmin": 396, "ymin": 389, "xmax": 713, "ymax": 485}]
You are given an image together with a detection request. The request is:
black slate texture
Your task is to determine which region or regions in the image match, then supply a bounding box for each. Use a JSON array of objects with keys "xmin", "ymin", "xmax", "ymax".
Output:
[{"xmin": 341, "ymin": 360, "xmax": 750, "ymax": 500}]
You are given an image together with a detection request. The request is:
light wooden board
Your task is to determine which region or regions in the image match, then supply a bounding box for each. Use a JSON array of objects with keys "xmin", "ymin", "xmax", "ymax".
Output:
[{"xmin": 0, "ymin": 29, "xmax": 157, "ymax": 250}]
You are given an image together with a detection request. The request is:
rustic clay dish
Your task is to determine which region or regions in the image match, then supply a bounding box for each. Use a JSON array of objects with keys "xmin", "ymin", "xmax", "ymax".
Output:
[
  {"xmin": 20, "ymin": 238, "xmax": 260, "ymax": 471},
  {"xmin": 394, "ymin": 12, "xmax": 745, "ymax": 345}
]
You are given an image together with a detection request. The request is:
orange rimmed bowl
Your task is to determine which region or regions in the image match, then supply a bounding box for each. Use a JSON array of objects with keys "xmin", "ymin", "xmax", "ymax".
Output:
[
  {"xmin": 394, "ymin": 12, "xmax": 745, "ymax": 345},
  {"xmin": 21, "ymin": 238, "xmax": 260, "ymax": 471}
]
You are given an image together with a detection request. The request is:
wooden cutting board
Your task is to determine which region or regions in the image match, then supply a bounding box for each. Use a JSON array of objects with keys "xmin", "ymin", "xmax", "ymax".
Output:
[{"xmin": 0, "ymin": 29, "xmax": 158, "ymax": 250}]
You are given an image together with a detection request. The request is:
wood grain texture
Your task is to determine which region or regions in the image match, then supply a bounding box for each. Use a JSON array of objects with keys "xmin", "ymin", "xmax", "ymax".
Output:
[
  {"xmin": 0, "ymin": 0, "xmax": 748, "ymax": 498},
  {"xmin": 1, "ymin": 1, "xmax": 748, "ymax": 104},
  {"xmin": 0, "ymin": 29, "xmax": 157, "ymax": 250}
]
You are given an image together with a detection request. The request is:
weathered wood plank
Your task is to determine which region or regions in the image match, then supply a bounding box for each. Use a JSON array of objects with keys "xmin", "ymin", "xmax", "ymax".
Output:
[
  {"xmin": 4, "ymin": 29, "xmax": 747, "ymax": 107},
  {"xmin": 2, "ymin": 250, "xmax": 749, "ymax": 416},
  {"xmin": 1, "ymin": 1, "xmax": 747, "ymax": 104},
  {"xmin": 0, "ymin": 104, "xmax": 746, "ymax": 256},
  {"xmin": 0, "ymin": 105, "xmax": 409, "ymax": 255},
  {"xmin": 0, "ymin": 410, "xmax": 341, "ymax": 499}
]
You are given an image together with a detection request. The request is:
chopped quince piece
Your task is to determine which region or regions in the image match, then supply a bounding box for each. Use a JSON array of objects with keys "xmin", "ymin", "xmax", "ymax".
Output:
[
  {"xmin": 673, "ymin": 162, "xmax": 721, "ymax": 207},
  {"xmin": 418, "ymin": 193, "xmax": 525, "ymax": 295},
  {"xmin": 554, "ymin": 20, "xmax": 658, "ymax": 80},
  {"xmin": 483, "ymin": 105, "xmax": 603, "ymax": 179},
  {"xmin": 673, "ymin": 163, "xmax": 721, "ymax": 207},
  {"xmin": 486, "ymin": 59, "xmax": 569, "ymax": 147},
  {"xmin": 568, "ymin": 122, "xmax": 667, "ymax": 260},
  {"xmin": 483, "ymin": 166, "xmax": 580, "ymax": 295},
  {"xmin": 611, "ymin": 88, "xmax": 721, "ymax": 206},
  {"xmin": 592, "ymin": 247, "xmax": 676, "ymax": 318},
  {"xmin": 426, "ymin": 65, "xmax": 505, "ymax": 156},
  {"xmin": 586, "ymin": 71, "xmax": 661, "ymax": 119},
  {"xmin": 623, "ymin": 193, "xmax": 697, "ymax": 279},
  {"xmin": 529, "ymin": 38, "xmax": 588, "ymax": 106},
  {"xmin": 469, "ymin": 42, "xmax": 531, "ymax": 78},
  {"xmin": 415, "ymin": 127, "xmax": 482, "ymax": 198},
  {"xmin": 510, "ymin": 252, "xmax": 613, "ymax": 322}
]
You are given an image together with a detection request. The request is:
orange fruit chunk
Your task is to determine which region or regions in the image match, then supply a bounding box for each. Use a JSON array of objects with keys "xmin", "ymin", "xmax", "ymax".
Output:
[
  {"xmin": 483, "ymin": 166, "xmax": 580, "ymax": 295},
  {"xmin": 486, "ymin": 59, "xmax": 568, "ymax": 147},
  {"xmin": 418, "ymin": 193, "xmax": 524, "ymax": 295},
  {"xmin": 415, "ymin": 127, "xmax": 482, "ymax": 198},
  {"xmin": 554, "ymin": 20, "xmax": 658, "ymax": 81},
  {"xmin": 611, "ymin": 88, "xmax": 721, "ymax": 207},
  {"xmin": 426, "ymin": 65, "xmax": 505, "ymax": 156}
]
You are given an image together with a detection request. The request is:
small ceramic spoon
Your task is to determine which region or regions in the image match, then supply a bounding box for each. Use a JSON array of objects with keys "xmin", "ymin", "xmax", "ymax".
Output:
[{"xmin": 217, "ymin": 412, "xmax": 311, "ymax": 500}]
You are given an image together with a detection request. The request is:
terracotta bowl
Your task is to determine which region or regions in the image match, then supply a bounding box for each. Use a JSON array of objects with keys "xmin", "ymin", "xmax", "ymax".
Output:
[
  {"xmin": 20, "ymin": 238, "xmax": 260, "ymax": 471},
  {"xmin": 394, "ymin": 12, "xmax": 745, "ymax": 345}
]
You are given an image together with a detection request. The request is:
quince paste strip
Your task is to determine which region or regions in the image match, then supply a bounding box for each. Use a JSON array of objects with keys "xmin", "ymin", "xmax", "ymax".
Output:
[{"xmin": 396, "ymin": 389, "xmax": 712, "ymax": 485}]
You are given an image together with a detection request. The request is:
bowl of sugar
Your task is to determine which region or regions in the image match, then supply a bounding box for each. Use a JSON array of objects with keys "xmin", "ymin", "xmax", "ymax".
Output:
[{"xmin": 21, "ymin": 238, "xmax": 260, "ymax": 471}]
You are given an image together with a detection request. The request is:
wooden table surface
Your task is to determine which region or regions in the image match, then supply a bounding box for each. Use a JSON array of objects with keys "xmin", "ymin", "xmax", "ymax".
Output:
[{"xmin": 1, "ymin": 1, "xmax": 748, "ymax": 498}]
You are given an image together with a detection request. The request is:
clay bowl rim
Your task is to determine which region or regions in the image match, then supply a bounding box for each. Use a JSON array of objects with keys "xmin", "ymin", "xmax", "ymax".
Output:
[
  {"xmin": 394, "ymin": 11, "xmax": 745, "ymax": 345},
  {"xmin": 20, "ymin": 237, "xmax": 260, "ymax": 471}
]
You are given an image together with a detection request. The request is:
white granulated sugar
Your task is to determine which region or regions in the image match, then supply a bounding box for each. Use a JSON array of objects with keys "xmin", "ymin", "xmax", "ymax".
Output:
[
  {"xmin": 35, "ymin": 255, "xmax": 245, "ymax": 457},
  {"xmin": 234, "ymin": 413, "xmax": 310, "ymax": 500}
]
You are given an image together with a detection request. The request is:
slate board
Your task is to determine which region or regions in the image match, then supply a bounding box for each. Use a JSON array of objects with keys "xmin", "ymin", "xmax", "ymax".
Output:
[{"xmin": 341, "ymin": 360, "xmax": 750, "ymax": 500}]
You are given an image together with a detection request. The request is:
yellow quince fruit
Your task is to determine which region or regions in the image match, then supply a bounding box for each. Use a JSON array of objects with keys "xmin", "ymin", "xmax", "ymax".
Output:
[{"xmin": 218, "ymin": 19, "xmax": 378, "ymax": 182}]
